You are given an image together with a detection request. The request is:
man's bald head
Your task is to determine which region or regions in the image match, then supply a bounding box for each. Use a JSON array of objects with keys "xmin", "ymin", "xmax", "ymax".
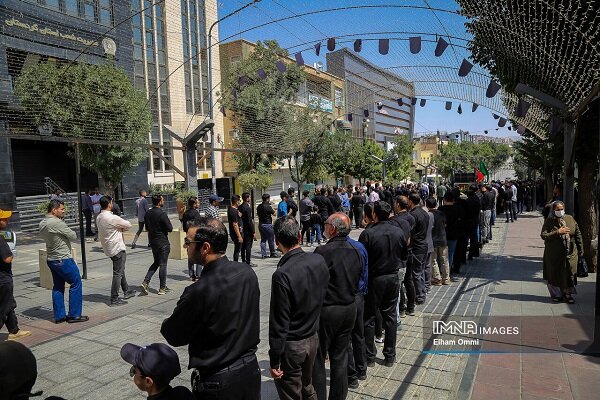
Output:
[{"xmin": 326, "ymin": 213, "xmax": 351, "ymax": 237}]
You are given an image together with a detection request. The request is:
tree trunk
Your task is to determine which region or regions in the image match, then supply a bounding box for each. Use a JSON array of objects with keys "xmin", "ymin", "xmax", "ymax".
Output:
[{"xmin": 577, "ymin": 158, "xmax": 598, "ymax": 272}]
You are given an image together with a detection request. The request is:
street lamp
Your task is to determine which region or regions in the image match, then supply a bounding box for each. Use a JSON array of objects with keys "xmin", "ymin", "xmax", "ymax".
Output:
[
  {"xmin": 362, "ymin": 118, "xmax": 370, "ymax": 144},
  {"xmin": 207, "ymin": 0, "xmax": 261, "ymax": 194},
  {"xmin": 370, "ymin": 154, "xmax": 397, "ymax": 182}
]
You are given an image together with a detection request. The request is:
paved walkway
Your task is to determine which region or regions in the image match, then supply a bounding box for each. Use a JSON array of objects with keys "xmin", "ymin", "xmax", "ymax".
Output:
[{"xmin": 2, "ymin": 212, "xmax": 598, "ymax": 399}]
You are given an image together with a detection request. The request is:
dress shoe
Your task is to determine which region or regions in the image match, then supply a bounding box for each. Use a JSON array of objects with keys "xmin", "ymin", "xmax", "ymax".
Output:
[
  {"xmin": 384, "ymin": 357, "xmax": 395, "ymax": 367},
  {"xmin": 248, "ymin": 263, "xmax": 258, "ymax": 268},
  {"xmin": 357, "ymin": 372, "xmax": 367, "ymax": 381},
  {"xmin": 408, "ymin": 310, "xmax": 416, "ymax": 316},
  {"xmin": 131, "ymin": 243, "xmax": 136, "ymax": 249},
  {"xmin": 8, "ymin": 330, "xmax": 32, "ymax": 340},
  {"xmin": 110, "ymin": 299, "xmax": 128, "ymax": 307},
  {"xmin": 54, "ymin": 317, "xmax": 67, "ymax": 324},
  {"xmin": 123, "ymin": 290, "xmax": 136, "ymax": 299},
  {"xmin": 348, "ymin": 379, "xmax": 359, "ymax": 389},
  {"xmin": 67, "ymin": 316, "xmax": 89, "ymax": 323},
  {"xmin": 269, "ymin": 254, "xmax": 280, "ymax": 258},
  {"xmin": 367, "ymin": 358, "xmax": 376, "ymax": 367}
]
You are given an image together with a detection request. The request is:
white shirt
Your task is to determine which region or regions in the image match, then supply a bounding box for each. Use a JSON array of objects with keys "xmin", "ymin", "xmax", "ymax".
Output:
[
  {"xmin": 96, "ymin": 210, "xmax": 132, "ymax": 257},
  {"xmin": 368, "ymin": 191, "xmax": 380, "ymax": 203},
  {"xmin": 511, "ymin": 185, "xmax": 518, "ymax": 202}
]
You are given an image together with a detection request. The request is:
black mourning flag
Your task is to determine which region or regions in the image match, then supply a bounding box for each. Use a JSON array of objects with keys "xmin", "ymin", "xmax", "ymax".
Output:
[
  {"xmin": 379, "ymin": 39, "xmax": 389, "ymax": 55},
  {"xmin": 434, "ymin": 37, "xmax": 448, "ymax": 57},
  {"xmin": 354, "ymin": 39, "xmax": 362, "ymax": 52},
  {"xmin": 314, "ymin": 42, "xmax": 321, "ymax": 56},
  {"xmin": 327, "ymin": 38, "xmax": 336, "ymax": 52},
  {"xmin": 409, "ymin": 36, "xmax": 421, "ymax": 54},
  {"xmin": 515, "ymin": 99, "xmax": 531, "ymax": 118},
  {"xmin": 295, "ymin": 52, "xmax": 305, "ymax": 66},
  {"xmin": 486, "ymin": 80, "xmax": 501, "ymax": 98},
  {"xmin": 472, "ymin": 103, "xmax": 479, "ymax": 112},
  {"xmin": 445, "ymin": 101, "xmax": 452, "ymax": 110},
  {"xmin": 458, "ymin": 59, "xmax": 473, "ymax": 77}
]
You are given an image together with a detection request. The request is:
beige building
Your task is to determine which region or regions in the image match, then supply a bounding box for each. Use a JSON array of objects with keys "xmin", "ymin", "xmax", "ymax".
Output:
[
  {"xmin": 219, "ymin": 39, "xmax": 347, "ymax": 195},
  {"xmin": 131, "ymin": 0, "xmax": 224, "ymax": 186}
]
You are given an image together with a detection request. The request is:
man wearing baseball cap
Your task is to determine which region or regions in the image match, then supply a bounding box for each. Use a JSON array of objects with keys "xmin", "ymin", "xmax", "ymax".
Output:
[
  {"xmin": 205, "ymin": 195, "xmax": 223, "ymax": 221},
  {"xmin": 120, "ymin": 342, "xmax": 195, "ymax": 400},
  {"xmin": 0, "ymin": 209, "xmax": 32, "ymax": 340}
]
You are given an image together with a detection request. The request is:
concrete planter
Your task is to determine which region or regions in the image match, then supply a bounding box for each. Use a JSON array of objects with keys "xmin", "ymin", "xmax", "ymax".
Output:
[
  {"xmin": 168, "ymin": 229, "xmax": 186, "ymax": 260},
  {"xmin": 38, "ymin": 248, "xmax": 78, "ymax": 290}
]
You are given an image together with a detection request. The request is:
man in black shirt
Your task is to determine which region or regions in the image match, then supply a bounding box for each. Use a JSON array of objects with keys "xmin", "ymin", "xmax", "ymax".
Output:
[
  {"xmin": 359, "ymin": 201, "xmax": 406, "ymax": 367},
  {"xmin": 439, "ymin": 192, "xmax": 464, "ymax": 276},
  {"xmin": 350, "ymin": 189, "xmax": 365, "ymax": 229},
  {"xmin": 287, "ymin": 187, "xmax": 299, "ymax": 220},
  {"xmin": 312, "ymin": 213, "xmax": 362, "ymax": 400},
  {"xmin": 0, "ymin": 209, "xmax": 31, "ymax": 340},
  {"xmin": 257, "ymin": 193, "xmax": 277, "ymax": 258},
  {"xmin": 142, "ymin": 195, "xmax": 173, "ymax": 295},
  {"xmin": 269, "ymin": 217, "xmax": 329, "ymax": 400},
  {"xmin": 328, "ymin": 188, "xmax": 342, "ymax": 213},
  {"xmin": 313, "ymin": 188, "xmax": 334, "ymax": 232},
  {"xmin": 408, "ymin": 193, "xmax": 430, "ymax": 304},
  {"xmin": 239, "ymin": 192, "xmax": 256, "ymax": 267},
  {"xmin": 465, "ymin": 185, "xmax": 482, "ymax": 260},
  {"xmin": 227, "ymin": 195, "xmax": 244, "ymax": 262},
  {"xmin": 182, "ymin": 196, "xmax": 201, "ymax": 280},
  {"xmin": 161, "ymin": 218, "xmax": 260, "ymax": 400},
  {"xmin": 394, "ymin": 196, "xmax": 417, "ymax": 318}
]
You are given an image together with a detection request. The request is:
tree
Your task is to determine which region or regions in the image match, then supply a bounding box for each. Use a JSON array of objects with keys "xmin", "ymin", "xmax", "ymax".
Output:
[
  {"xmin": 14, "ymin": 61, "xmax": 152, "ymax": 194},
  {"xmin": 385, "ymin": 134, "xmax": 414, "ymax": 183},
  {"xmin": 348, "ymin": 140, "xmax": 385, "ymax": 184},
  {"xmin": 324, "ymin": 129, "xmax": 356, "ymax": 182},
  {"xmin": 433, "ymin": 140, "xmax": 512, "ymax": 179},
  {"xmin": 219, "ymin": 40, "xmax": 306, "ymax": 173}
]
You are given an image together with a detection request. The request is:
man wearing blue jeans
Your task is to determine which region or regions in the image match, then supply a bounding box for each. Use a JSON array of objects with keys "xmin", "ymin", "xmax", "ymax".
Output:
[{"xmin": 39, "ymin": 200, "xmax": 88, "ymax": 324}]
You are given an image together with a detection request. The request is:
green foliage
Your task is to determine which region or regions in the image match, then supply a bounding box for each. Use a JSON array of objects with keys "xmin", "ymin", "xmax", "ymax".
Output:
[
  {"xmin": 37, "ymin": 200, "xmax": 69, "ymax": 215},
  {"xmin": 219, "ymin": 40, "xmax": 306, "ymax": 157},
  {"xmin": 432, "ymin": 141, "xmax": 512, "ymax": 177},
  {"xmin": 512, "ymin": 129, "xmax": 563, "ymax": 175},
  {"xmin": 323, "ymin": 129, "xmax": 356, "ymax": 181},
  {"xmin": 14, "ymin": 61, "xmax": 152, "ymax": 193},
  {"xmin": 238, "ymin": 172, "xmax": 273, "ymax": 192},
  {"xmin": 385, "ymin": 134, "xmax": 414, "ymax": 183},
  {"xmin": 348, "ymin": 140, "xmax": 385, "ymax": 183}
]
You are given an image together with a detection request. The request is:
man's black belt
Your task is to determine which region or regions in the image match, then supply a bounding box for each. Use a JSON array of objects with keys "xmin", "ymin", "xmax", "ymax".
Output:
[{"xmin": 191, "ymin": 354, "xmax": 257, "ymax": 392}]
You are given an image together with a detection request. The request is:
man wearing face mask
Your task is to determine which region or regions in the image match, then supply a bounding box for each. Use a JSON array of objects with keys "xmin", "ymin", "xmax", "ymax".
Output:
[{"xmin": 161, "ymin": 217, "xmax": 261, "ymax": 400}]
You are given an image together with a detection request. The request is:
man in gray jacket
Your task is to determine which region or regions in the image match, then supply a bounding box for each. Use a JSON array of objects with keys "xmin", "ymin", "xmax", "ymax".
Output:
[{"xmin": 39, "ymin": 199, "xmax": 88, "ymax": 324}]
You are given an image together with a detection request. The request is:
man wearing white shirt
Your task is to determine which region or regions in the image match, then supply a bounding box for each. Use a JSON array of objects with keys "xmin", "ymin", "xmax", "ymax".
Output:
[
  {"xmin": 510, "ymin": 181, "xmax": 518, "ymax": 221},
  {"xmin": 96, "ymin": 196, "xmax": 136, "ymax": 306},
  {"xmin": 368, "ymin": 186, "xmax": 380, "ymax": 203}
]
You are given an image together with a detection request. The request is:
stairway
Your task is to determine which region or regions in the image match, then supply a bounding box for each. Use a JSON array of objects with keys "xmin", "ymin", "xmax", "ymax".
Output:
[{"xmin": 16, "ymin": 193, "xmax": 81, "ymax": 232}]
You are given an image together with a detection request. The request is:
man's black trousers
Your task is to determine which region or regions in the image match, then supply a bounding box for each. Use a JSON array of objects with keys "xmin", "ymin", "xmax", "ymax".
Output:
[
  {"xmin": 313, "ymin": 303, "xmax": 356, "ymax": 400},
  {"xmin": 0, "ymin": 281, "xmax": 19, "ymax": 334},
  {"xmin": 192, "ymin": 354, "xmax": 260, "ymax": 400},
  {"xmin": 241, "ymin": 232, "xmax": 254, "ymax": 264},
  {"xmin": 347, "ymin": 294, "xmax": 367, "ymax": 382},
  {"xmin": 364, "ymin": 274, "xmax": 400, "ymax": 361}
]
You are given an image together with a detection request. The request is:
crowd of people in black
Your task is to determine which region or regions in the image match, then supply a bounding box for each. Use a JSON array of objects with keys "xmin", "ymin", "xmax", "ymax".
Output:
[{"xmin": 1, "ymin": 177, "xmax": 540, "ymax": 400}]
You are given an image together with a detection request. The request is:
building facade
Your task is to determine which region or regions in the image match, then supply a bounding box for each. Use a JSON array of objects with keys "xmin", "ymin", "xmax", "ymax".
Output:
[
  {"xmin": 0, "ymin": 0, "xmax": 226, "ymax": 228},
  {"xmin": 219, "ymin": 39, "xmax": 346, "ymax": 197},
  {"xmin": 326, "ymin": 48, "xmax": 415, "ymax": 148},
  {"xmin": 0, "ymin": 0, "xmax": 133, "ymax": 227}
]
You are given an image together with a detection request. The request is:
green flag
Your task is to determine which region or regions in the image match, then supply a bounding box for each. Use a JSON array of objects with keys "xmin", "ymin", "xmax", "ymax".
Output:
[{"xmin": 479, "ymin": 161, "xmax": 489, "ymax": 177}]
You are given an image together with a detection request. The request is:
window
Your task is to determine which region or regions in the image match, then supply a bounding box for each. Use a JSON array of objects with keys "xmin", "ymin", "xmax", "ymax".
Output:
[
  {"xmin": 230, "ymin": 55, "xmax": 242, "ymax": 66},
  {"xmin": 64, "ymin": 0, "xmax": 78, "ymax": 15},
  {"xmin": 335, "ymin": 88, "xmax": 343, "ymax": 107},
  {"xmin": 84, "ymin": 1, "xmax": 96, "ymax": 22}
]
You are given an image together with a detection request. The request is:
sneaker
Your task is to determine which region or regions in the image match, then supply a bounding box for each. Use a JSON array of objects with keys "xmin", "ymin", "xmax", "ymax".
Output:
[
  {"xmin": 399, "ymin": 310, "xmax": 407, "ymax": 318},
  {"xmin": 442, "ymin": 279, "xmax": 451, "ymax": 285},
  {"xmin": 375, "ymin": 336, "xmax": 384, "ymax": 344},
  {"xmin": 431, "ymin": 279, "xmax": 443, "ymax": 286},
  {"xmin": 367, "ymin": 358, "xmax": 376, "ymax": 367},
  {"xmin": 384, "ymin": 357, "xmax": 395, "ymax": 367},
  {"xmin": 123, "ymin": 290, "xmax": 136, "ymax": 299},
  {"xmin": 261, "ymin": 255, "xmax": 267, "ymax": 259},
  {"xmin": 348, "ymin": 379, "xmax": 359, "ymax": 390},
  {"xmin": 110, "ymin": 299, "xmax": 128, "ymax": 307},
  {"xmin": 163, "ymin": 287, "xmax": 172, "ymax": 292},
  {"xmin": 308, "ymin": 243, "xmax": 313, "ymax": 247},
  {"xmin": 7, "ymin": 330, "xmax": 32, "ymax": 340},
  {"xmin": 357, "ymin": 372, "xmax": 367, "ymax": 381},
  {"xmin": 157, "ymin": 288, "xmax": 167, "ymax": 295},
  {"xmin": 269, "ymin": 254, "xmax": 279, "ymax": 258},
  {"xmin": 140, "ymin": 282, "xmax": 149, "ymax": 295},
  {"xmin": 131, "ymin": 243, "xmax": 136, "ymax": 249},
  {"xmin": 408, "ymin": 310, "xmax": 416, "ymax": 316}
]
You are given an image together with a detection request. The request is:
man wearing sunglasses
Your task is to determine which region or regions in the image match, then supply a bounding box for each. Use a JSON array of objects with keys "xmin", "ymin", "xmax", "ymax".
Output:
[
  {"xmin": 161, "ymin": 217, "xmax": 261, "ymax": 400},
  {"xmin": 120, "ymin": 342, "xmax": 194, "ymax": 399}
]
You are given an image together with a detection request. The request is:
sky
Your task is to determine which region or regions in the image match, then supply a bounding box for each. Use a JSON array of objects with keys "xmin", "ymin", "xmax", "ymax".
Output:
[{"xmin": 216, "ymin": 0, "xmax": 519, "ymax": 138}]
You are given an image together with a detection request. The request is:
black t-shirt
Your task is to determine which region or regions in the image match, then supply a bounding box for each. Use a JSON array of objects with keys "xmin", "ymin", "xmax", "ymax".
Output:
[
  {"xmin": 227, "ymin": 206, "xmax": 243, "ymax": 238},
  {"xmin": 0, "ymin": 235, "xmax": 13, "ymax": 285},
  {"xmin": 287, "ymin": 199, "xmax": 298, "ymax": 218},
  {"xmin": 257, "ymin": 203, "xmax": 274, "ymax": 225},
  {"xmin": 351, "ymin": 194, "xmax": 365, "ymax": 208}
]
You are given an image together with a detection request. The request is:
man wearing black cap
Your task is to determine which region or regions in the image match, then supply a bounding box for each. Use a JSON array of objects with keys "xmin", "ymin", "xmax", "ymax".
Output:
[
  {"xmin": 120, "ymin": 342, "xmax": 195, "ymax": 399},
  {"xmin": 161, "ymin": 217, "xmax": 260, "ymax": 400},
  {"xmin": 0, "ymin": 341, "xmax": 41, "ymax": 399}
]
